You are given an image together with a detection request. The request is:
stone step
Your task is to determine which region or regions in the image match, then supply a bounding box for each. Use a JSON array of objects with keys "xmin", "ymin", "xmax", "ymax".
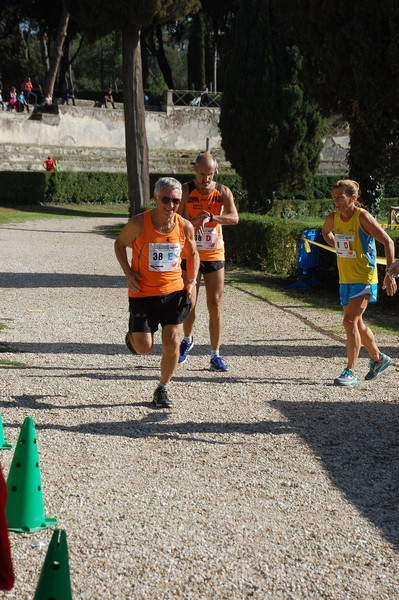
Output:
[{"xmin": 0, "ymin": 144, "xmax": 233, "ymax": 174}]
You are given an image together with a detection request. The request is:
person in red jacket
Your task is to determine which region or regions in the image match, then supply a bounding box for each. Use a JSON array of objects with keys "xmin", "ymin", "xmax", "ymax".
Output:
[
  {"xmin": 0, "ymin": 465, "xmax": 14, "ymax": 591},
  {"xmin": 23, "ymin": 76, "xmax": 37, "ymax": 108}
]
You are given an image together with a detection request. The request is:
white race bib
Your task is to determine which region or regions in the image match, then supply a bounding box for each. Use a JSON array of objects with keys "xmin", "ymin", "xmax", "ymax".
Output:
[
  {"xmin": 149, "ymin": 243, "xmax": 180, "ymax": 271},
  {"xmin": 195, "ymin": 227, "xmax": 218, "ymax": 250},
  {"xmin": 335, "ymin": 234, "xmax": 356, "ymax": 258}
]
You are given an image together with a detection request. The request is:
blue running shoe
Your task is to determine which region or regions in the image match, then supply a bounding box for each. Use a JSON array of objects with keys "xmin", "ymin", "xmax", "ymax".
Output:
[
  {"xmin": 210, "ymin": 355, "xmax": 229, "ymax": 372},
  {"xmin": 178, "ymin": 337, "xmax": 194, "ymax": 364},
  {"xmin": 365, "ymin": 353, "xmax": 392, "ymax": 380},
  {"xmin": 334, "ymin": 368, "xmax": 357, "ymax": 386}
]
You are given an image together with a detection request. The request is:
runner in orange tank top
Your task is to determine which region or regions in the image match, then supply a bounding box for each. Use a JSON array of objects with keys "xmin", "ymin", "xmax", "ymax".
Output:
[
  {"xmin": 115, "ymin": 177, "xmax": 199, "ymax": 408},
  {"xmin": 177, "ymin": 151, "xmax": 239, "ymax": 371}
]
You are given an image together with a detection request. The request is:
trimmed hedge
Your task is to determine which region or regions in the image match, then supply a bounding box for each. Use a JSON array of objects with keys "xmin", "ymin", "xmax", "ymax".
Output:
[
  {"xmin": 0, "ymin": 172, "xmax": 129, "ymax": 205},
  {"xmin": 223, "ymin": 214, "xmax": 306, "ymax": 274},
  {"xmin": 2, "ymin": 170, "xmax": 398, "ymax": 219},
  {"xmin": 0, "ymin": 171, "xmax": 245, "ymax": 207}
]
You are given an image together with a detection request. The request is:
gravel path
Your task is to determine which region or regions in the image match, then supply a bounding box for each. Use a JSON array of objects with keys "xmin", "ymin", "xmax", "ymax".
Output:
[{"xmin": 0, "ymin": 217, "xmax": 398, "ymax": 599}]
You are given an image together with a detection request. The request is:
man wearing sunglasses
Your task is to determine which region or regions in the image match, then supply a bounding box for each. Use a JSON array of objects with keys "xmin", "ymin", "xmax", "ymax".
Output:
[
  {"xmin": 177, "ymin": 152, "xmax": 239, "ymax": 371},
  {"xmin": 114, "ymin": 177, "xmax": 199, "ymax": 408}
]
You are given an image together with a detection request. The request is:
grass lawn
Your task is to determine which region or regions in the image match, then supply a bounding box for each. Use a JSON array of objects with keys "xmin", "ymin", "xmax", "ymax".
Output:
[
  {"xmin": 226, "ymin": 269, "xmax": 399, "ymax": 337},
  {"xmin": 0, "ymin": 203, "xmax": 130, "ymax": 224}
]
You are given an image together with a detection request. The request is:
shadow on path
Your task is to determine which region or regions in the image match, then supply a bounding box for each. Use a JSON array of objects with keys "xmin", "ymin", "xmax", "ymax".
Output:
[
  {"xmin": 3, "ymin": 340, "xmax": 351, "ymax": 359},
  {"xmin": 0, "ymin": 272, "xmax": 125, "ymax": 288},
  {"xmin": 274, "ymin": 399, "xmax": 399, "ymax": 550}
]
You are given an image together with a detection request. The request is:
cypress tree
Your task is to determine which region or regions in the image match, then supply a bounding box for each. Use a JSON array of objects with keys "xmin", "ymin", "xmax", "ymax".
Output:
[
  {"xmin": 285, "ymin": 0, "xmax": 399, "ymax": 213},
  {"xmin": 219, "ymin": 0, "xmax": 323, "ymax": 212}
]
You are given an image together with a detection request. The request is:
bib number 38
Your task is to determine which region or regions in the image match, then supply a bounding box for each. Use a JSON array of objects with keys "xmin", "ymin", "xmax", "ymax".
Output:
[{"xmin": 149, "ymin": 243, "xmax": 180, "ymax": 271}]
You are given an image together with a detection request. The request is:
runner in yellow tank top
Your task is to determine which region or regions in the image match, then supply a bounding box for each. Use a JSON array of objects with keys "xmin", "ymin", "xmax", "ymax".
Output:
[
  {"xmin": 322, "ymin": 179, "xmax": 396, "ymax": 387},
  {"xmin": 177, "ymin": 151, "xmax": 239, "ymax": 371},
  {"xmin": 115, "ymin": 177, "xmax": 199, "ymax": 408}
]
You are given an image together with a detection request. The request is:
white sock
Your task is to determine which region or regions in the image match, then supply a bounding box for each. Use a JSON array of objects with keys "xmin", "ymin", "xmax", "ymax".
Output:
[
  {"xmin": 184, "ymin": 336, "xmax": 193, "ymax": 344},
  {"xmin": 211, "ymin": 350, "xmax": 219, "ymax": 359}
]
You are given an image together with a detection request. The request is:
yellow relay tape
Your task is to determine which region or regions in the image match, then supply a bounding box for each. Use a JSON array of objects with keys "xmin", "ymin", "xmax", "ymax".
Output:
[{"xmin": 301, "ymin": 237, "xmax": 387, "ymax": 265}]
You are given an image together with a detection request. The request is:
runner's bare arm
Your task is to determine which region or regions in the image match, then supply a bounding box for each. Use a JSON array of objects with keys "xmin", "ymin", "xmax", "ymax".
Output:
[
  {"xmin": 211, "ymin": 185, "xmax": 239, "ymax": 226},
  {"xmin": 114, "ymin": 214, "xmax": 144, "ymax": 293},
  {"xmin": 322, "ymin": 213, "xmax": 335, "ymax": 246},
  {"xmin": 182, "ymin": 219, "xmax": 200, "ymax": 299},
  {"xmin": 360, "ymin": 211, "xmax": 397, "ymax": 295},
  {"xmin": 177, "ymin": 184, "xmax": 189, "ymax": 219}
]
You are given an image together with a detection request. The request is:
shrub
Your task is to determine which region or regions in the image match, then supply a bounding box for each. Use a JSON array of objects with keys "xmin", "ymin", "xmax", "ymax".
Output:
[{"xmin": 223, "ymin": 214, "xmax": 305, "ymax": 274}]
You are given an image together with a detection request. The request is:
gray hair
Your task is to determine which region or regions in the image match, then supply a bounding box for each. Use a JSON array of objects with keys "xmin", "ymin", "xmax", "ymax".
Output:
[{"xmin": 154, "ymin": 177, "xmax": 182, "ymax": 196}]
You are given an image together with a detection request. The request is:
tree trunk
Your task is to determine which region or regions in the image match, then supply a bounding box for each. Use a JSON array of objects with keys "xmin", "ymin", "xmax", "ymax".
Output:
[
  {"xmin": 140, "ymin": 27, "xmax": 150, "ymax": 90},
  {"xmin": 43, "ymin": 5, "xmax": 70, "ymax": 99},
  {"xmin": 56, "ymin": 21, "xmax": 79, "ymax": 96},
  {"xmin": 122, "ymin": 24, "xmax": 150, "ymax": 216},
  {"xmin": 156, "ymin": 25, "xmax": 174, "ymax": 89},
  {"xmin": 39, "ymin": 32, "xmax": 51, "ymax": 77}
]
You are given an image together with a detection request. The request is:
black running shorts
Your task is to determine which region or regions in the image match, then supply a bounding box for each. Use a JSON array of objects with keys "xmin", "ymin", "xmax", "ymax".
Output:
[
  {"xmin": 180, "ymin": 259, "xmax": 225, "ymax": 275},
  {"xmin": 128, "ymin": 290, "xmax": 191, "ymax": 334}
]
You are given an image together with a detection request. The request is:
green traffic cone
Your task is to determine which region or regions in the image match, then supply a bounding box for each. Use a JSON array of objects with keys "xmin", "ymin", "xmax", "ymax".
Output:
[
  {"xmin": 0, "ymin": 414, "xmax": 12, "ymax": 449},
  {"xmin": 6, "ymin": 416, "xmax": 58, "ymax": 533},
  {"xmin": 33, "ymin": 529, "xmax": 72, "ymax": 600}
]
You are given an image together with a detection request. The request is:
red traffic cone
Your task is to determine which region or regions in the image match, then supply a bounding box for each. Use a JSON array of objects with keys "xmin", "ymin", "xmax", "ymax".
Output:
[
  {"xmin": 0, "ymin": 466, "xmax": 14, "ymax": 591},
  {"xmin": 6, "ymin": 416, "xmax": 57, "ymax": 533},
  {"xmin": 33, "ymin": 529, "xmax": 72, "ymax": 599}
]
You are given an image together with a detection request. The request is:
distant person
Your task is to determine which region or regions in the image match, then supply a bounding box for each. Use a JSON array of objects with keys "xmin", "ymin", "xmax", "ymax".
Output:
[
  {"xmin": 43, "ymin": 155, "xmax": 55, "ymax": 172},
  {"xmin": 322, "ymin": 179, "xmax": 397, "ymax": 386},
  {"xmin": 0, "ymin": 88, "xmax": 4, "ymax": 110},
  {"xmin": 23, "ymin": 76, "xmax": 37, "ymax": 107},
  {"xmin": 144, "ymin": 93, "xmax": 149, "ymax": 106},
  {"xmin": 17, "ymin": 90, "xmax": 29, "ymax": 112},
  {"xmin": 104, "ymin": 88, "xmax": 116, "ymax": 108},
  {"xmin": 7, "ymin": 87, "xmax": 17, "ymax": 111},
  {"xmin": 61, "ymin": 88, "xmax": 76, "ymax": 106},
  {"xmin": 190, "ymin": 94, "xmax": 201, "ymax": 106},
  {"xmin": 177, "ymin": 151, "xmax": 239, "ymax": 372},
  {"xmin": 114, "ymin": 177, "xmax": 199, "ymax": 409},
  {"xmin": 54, "ymin": 159, "xmax": 61, "ymax": 172},
  {"xmin": 200, "ymin": 83, "xmax": 210, "ymax": 106}
]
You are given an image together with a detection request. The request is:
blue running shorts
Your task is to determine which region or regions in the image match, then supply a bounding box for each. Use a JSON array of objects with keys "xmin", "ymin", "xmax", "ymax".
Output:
[{"xmin": 339, "ymin": 283, "xmax": 378, "ymax": 307}]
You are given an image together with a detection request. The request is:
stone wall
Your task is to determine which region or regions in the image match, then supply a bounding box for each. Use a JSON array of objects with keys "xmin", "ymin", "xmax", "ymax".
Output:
[
  {"xmin": 0, "ymin": 102, "xmax": 348, "ymax": 174},
  {"xmin": 0, "ymin": 104, "xmax": 221, "ymax": 150}
]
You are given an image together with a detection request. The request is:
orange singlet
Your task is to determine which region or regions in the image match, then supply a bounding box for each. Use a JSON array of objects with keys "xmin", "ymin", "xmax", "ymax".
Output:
[
  {"xmin": 129, "ymin": 211, "xmax": 186, "ymax": 298},
  {"xmin": 184, "ymin": 181, "xmax": 225, "ymax": 261}
]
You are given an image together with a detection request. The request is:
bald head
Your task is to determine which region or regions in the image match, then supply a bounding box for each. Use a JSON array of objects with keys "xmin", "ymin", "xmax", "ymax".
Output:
[
  {"xmin": 195, "ymin": 151, "xmax": 218, "ymax": 170},
  {"xmin": 194, "ymin": 152, "xmax": 219, "ymax": 191}
]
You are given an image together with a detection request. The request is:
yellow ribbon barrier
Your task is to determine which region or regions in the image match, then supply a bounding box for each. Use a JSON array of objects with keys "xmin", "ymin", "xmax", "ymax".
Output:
[{"xmin": 301, "ymin": 236, "xmax": 387, "ymax": 265}]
